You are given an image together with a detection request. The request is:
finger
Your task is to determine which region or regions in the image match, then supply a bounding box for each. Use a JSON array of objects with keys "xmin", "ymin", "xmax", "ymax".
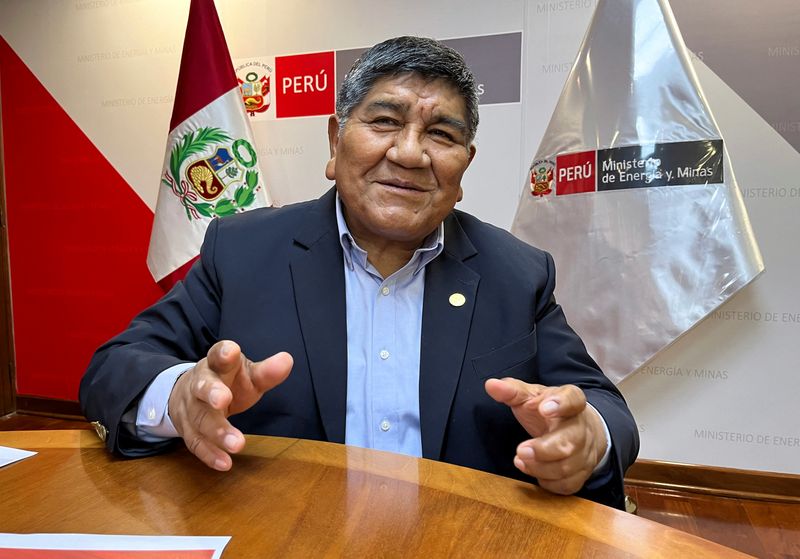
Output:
[
  {"xmin": 169, "ymin": 366, "xmax": 229, "ymax": 433},
  {"xmin": 514, "ymin": 438, "xmax": 575, "ymax": 470},
  {"xmin": 205, "ymin": 340, "xmax": 246, "ymax": 385},
  {"xmin": 189, "ymin": 366, "xmax": 233, "ymax": 412},
  {"xmin": 186, "ymin": 399, "xmax": 246, "ymax": 456},
  {"xmin": 513, "ymin": 445, "xmax": 593, "ymax": 495},
  {"xmin": 536, "ymin": 384, "xmax": 587, "ymax": 420},
  {"xmin": 484, "ymin": 378, "xmax": 546, "ymax": 408},
  {"xmin": 184, "ymin": 420, "xmax": 244, "ymax": 471},
  {"xmin": 538, "ymin": 470, "xmax": 593, "ymax": 496},
  {"xmin": 515, "ymin": 440, "xmax": 588, "ymax": 481},
  {"xmin": 186, "ymin": 340, "xmax": 245, "ymax": 413},
  {"xmin": 172, "ymin": 398, "xmax": 243, "ymax": 471},
  {"xmin": 514, "ymin": 411, "xmax": 603, "ymax": 482},
  {"xmin": 249, "ymin": 351, "xmax": 294, "ymax": 393},
  {"xmin": 527, "ymin": 420, "xmax": 587, "ymax": 462}
]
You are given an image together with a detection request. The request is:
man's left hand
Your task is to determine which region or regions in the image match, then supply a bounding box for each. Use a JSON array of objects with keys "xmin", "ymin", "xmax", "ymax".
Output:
[{"xmin": 484, "ymin": 378, "xmax": 607, "ymax": 495}]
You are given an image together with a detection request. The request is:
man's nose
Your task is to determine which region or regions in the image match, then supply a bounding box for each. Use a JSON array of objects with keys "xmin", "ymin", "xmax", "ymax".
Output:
[{"xmin": 386, "ymin": 128, "xmax": 431, "ymax": 168}]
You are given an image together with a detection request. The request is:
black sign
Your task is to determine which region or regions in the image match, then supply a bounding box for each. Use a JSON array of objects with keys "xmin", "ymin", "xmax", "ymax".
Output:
[{"xmin": 597, "ymin": 139, "xmax": 723, "ymax": 191}]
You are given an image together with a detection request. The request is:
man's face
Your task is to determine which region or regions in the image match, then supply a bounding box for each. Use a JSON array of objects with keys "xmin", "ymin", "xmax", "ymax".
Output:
[{"xmin": 326, "ymin": 73, "xmax": 476, "ymax": 251}]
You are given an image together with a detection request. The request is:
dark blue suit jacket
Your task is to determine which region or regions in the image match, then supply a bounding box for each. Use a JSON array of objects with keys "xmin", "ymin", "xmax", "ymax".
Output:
[{"xmin": 80, "ymin": 188, "xmax": 638, "ymax": 509}]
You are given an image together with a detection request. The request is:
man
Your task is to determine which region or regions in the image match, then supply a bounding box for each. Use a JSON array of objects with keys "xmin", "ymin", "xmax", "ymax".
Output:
[{"xmin": 80, "ymin": 36, "xmax": 638, "ymax": 509}]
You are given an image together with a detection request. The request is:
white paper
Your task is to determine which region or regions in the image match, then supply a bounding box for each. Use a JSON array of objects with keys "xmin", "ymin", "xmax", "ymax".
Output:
[
  {"xmin": 0, "ymin": 533, "xmax": 231, "ymax": 558},
  {"xmin": 0, "ymin": 446, "xmax": 36, "ymax": 468}
]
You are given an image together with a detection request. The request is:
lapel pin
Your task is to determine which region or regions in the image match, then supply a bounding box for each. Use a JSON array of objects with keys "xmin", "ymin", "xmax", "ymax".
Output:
[{"xmin": 449, "ymin": 292, "xmax": 466, "ymax": 307}]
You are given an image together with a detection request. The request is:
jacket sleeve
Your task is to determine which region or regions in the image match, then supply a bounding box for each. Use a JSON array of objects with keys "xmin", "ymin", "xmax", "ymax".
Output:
[
  {"xmin": 534, "ymin": 251, "xmax": 640, "ymax": 509},
  {"xmin": 79, "ymin": 218, "xmax": 225, "ymax": 456}
]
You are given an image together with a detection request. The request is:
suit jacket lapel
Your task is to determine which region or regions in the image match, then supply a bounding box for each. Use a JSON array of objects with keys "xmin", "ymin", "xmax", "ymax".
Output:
[
  {"xmin": 290, "ymin": 189, "xmax": 348, "ymax": 443},
  {"xmin": 420, "ymin": 213, "xmax": 480, "ymax": 460}
]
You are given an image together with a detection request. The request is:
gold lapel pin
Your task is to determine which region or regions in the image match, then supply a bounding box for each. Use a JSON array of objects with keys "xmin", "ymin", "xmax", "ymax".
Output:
[{"xmin": 449, "ymin": 293, "xmax": 466, "ymax": 307}]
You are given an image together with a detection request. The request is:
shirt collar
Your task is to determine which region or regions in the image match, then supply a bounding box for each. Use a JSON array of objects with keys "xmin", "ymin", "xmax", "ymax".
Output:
[{"xmin": 335, "ymin": 192, "xmax": 444, "ymax": 276}]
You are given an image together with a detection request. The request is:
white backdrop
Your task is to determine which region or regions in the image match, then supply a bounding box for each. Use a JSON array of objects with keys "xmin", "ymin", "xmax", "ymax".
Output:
[{"xmin": 1, "ymin": 0, "xmax": 797, "ymax": 475}]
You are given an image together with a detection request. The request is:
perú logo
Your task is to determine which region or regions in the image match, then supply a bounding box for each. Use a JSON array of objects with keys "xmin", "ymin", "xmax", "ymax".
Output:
[
  {"xmin": 235, "ymin": 61, "xmax": 272, "ymax": 116},
  {"xmin": 555, "ymin": 150, "xmax": 597, "ymax": 195},
  {"xmin": 162, "ymin": 127, "xmax": 261, "ymax": 221},
  {"xmin": 275, "ymin": 51, "xmax": 335, "ymax": 118}
]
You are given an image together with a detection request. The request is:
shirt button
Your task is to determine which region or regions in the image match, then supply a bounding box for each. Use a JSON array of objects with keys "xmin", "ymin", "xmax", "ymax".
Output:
[
  {"xmin": 147, "ymin": 408, "xmax": 156, "ymax": 421},
  {"xmin": 379, "ymin": 349, "xmax": 390, "ymax": 360},
  {"xmin": 380, "ymin": 419, "xmax": 391, "ymax": 432},
  {"xmin": 381, "ymin": 286, "xmax": 390, "ymax": 296}
]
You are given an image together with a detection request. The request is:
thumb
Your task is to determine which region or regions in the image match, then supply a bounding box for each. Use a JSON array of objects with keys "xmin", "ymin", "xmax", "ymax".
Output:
[
  {"xmin": 485, "ymin": 378, "xmax": 546, "ymax": 408},
  {"xmin": 486, "ymin": 378, "xmax": 551, "ymax": 438},
  {"xmin": 249, "ymin": 351, "xmax": 294, "ymax": 393}
]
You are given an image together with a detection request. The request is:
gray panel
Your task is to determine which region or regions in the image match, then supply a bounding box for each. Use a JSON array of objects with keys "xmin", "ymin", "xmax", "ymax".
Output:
[
  {"xmin": 443, "ymin": 32, "xmax": 522, "ymax": 105},
  {"xmin": 670, "ymin": 0, "xmax": 800, "ymax": 154},
  {"xmin": 334, "ymin": 33, "xmax": 522, "ymax": 106},
  {"xmin": 335, "ymin": 47, "xmax": 367, "ymax": 94}
]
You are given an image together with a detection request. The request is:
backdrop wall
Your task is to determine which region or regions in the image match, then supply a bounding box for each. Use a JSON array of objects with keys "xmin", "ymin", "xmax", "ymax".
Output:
[{"xmin": 1, "ymin": 0, "xmax": 797, "ymax": 475}]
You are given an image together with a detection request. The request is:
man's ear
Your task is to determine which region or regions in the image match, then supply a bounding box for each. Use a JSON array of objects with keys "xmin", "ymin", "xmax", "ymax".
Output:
[
  {"xmin": 456, "ymin": 144, "xmax": 477, "ymax": 202},
  {"xmin": 325, "ymin": 115, "xmax": 340, "ymax": 181}
]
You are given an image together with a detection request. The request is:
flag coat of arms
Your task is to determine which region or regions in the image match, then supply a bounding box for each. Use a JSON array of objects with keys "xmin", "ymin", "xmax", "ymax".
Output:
[
  {"xmin": 511, "ymin": 0, "xmax": 764, "ymax": 384},
  {"xmin": 147, "ymin": 0, "xmax": 271, "ymax": 288}
]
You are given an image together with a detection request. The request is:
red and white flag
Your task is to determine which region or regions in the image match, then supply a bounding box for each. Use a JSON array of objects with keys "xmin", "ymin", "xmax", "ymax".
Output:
[
  {"xmin": 147, "ymin": 0, "xmax": 271, "ymax": 289},
  {"xmin": 511, "ymin": 0, "xmax": 763, "ymax": 384}
]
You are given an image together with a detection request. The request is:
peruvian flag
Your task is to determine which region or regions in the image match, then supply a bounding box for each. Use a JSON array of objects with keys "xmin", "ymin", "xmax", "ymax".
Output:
[{"xmin": 147, "ymin": 0, "xmax": 271, "ymax": 289}]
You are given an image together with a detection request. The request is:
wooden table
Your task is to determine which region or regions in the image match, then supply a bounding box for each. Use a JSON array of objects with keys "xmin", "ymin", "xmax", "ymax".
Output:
[{"xmin": 0, "ymin": 430, "xmax": 750, "ymax": 558}]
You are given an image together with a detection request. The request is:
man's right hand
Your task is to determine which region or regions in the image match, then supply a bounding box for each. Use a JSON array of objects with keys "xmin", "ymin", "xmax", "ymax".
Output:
[{"xmin": 168, "ymin": 340, "xmax": 293, "ymax": 471}]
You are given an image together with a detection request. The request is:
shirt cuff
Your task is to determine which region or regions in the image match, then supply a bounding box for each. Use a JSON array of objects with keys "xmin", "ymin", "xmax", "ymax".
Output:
[
  {"xmin": 587, "ymin": 402, "xmax": 612, "ymax": 476},
  {"xmin": 134, "ymin": 362, "xmax": 195, "ymax": 442}
]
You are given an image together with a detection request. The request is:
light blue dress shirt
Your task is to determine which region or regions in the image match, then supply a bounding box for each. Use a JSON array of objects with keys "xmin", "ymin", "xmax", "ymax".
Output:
[{"xmin": 336, "ymin": 195, "xmax": 443, "ymax": 457}]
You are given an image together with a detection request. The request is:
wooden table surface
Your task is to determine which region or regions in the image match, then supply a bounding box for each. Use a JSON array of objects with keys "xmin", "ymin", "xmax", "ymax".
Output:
[{"xmin": 0, "ymin": 430, "xmax": 751, "ymax": 558}]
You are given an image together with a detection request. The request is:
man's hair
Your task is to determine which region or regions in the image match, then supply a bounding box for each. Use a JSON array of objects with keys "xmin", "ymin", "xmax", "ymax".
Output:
[{"xmin": 336, "ymin": 36, "xmax": 479, "ymax": 145}]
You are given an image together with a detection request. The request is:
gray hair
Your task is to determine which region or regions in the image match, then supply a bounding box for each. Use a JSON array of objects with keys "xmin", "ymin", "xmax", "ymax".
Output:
[{"xmin": 336, "ymin": 36, "xmax": 479, "ymax": 145}]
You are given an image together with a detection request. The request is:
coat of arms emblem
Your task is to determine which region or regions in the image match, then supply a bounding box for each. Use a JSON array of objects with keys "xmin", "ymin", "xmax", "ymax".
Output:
[
  {"xmin": 162, "ymin": 127, "xmax": 261, "ymax": 220},
  {"xmin": 236, "ymin": 61, "xmax": 273, "ymax": 116},
  {"xmin": 530, "ymin": 159, "xmax": 555, "ymax": 197}
]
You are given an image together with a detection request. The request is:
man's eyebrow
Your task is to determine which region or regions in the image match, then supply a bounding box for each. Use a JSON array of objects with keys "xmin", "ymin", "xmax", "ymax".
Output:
[{"xmin": 364, "ymin": 100, "xmax": 405, "ymax": 113}]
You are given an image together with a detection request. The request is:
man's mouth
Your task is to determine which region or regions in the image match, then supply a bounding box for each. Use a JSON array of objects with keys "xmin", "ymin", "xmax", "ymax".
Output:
[{"xmin": 377, "ymin": 179, "xmax": 427, "ymax": 192}]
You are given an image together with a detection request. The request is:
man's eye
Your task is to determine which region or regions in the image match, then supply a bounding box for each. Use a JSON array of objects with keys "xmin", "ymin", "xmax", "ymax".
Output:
[
  {"xmin": 372, "ymin": 117, "xmax": 399, "ymax": 126},
  {"xmin": 430, "ymin": 129, "xmax": 455, "ymax": 142}
]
